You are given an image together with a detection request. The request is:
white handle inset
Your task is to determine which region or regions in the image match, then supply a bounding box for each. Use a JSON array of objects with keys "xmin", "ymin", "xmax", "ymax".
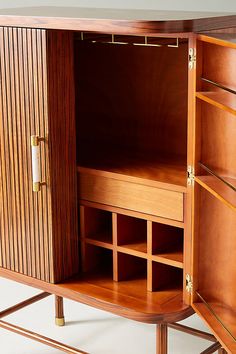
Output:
[{"xmin": 31, "ymin": 135, "xmax": 42, "ymax": 192}]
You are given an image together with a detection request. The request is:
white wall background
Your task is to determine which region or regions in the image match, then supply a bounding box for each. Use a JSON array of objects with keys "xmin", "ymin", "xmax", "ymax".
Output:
[{"xmin": 0, "ymin": 0, "xmax": 236, "ymax": 12}]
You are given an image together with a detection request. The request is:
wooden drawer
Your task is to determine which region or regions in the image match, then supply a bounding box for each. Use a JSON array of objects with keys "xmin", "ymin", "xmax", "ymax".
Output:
[{"xmin": 78, "ymin": 173, "xmax": 184, "ymax": 221}]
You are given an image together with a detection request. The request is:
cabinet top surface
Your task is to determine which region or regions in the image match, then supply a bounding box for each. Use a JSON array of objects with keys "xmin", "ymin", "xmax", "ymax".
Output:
[
  {"xmin": 0, "ymin": 7, "xmax": 235, "ymax": 33},
  {"xmin": 0, "ymin": 7, "xmax": 234, "ymax": 21}
]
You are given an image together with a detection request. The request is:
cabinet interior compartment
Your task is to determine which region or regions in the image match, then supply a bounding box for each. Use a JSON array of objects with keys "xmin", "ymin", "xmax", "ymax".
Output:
[
  {"xmin": 117, "ymin": 253, "xmax": 147, "ymax": 281},
  {"xmin": 78, "ymin": 202, "xmax": 184, "ymax": 293},
  {"xmin": 117, "ymin": 214, "xmax": 147, "ymax": 253},
  {"xmin": 195, "ymin": 88, "xmax": 236, "ymax": 209},
  {"xmin": 198, "ymin": 103, "xmax": 236, "ymax": 178},
  {"xmin": 152, "ymin": 262, "xmax": 183, "ymax": 291},
  {"xmin": 193, "ymin": 185, "xmax": 236, "ymax": 342},
  {"xmin": 81, "ymin": 243, "xmax": 113, "ymax": 276},
  {"xmin": 75, "ymin": 33, "xmax": 188, "ymax": 188},
  {"xmin": 72, "ymin": 33, "xmax": 189, "ymax": 301},
  {"xmin": 80, "ymin": 206, "xmax": 113, "ymax": 245},
  {"xmin": 152, "ymin": 222, "xmax": 183, "ymax": 267},
  {"xmin": 200, "ymin": 41, "xmax": 236, "ymax": 92},
  {"xmin": 196, "ymin": 40, "xmax": 236, "ymax": 208}
]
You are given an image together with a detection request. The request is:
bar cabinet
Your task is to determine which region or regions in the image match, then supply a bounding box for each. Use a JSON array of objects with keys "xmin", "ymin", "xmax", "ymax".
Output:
[{"xmin": 0, "ymin": 6, "xmax": 236, "ymax": 354}]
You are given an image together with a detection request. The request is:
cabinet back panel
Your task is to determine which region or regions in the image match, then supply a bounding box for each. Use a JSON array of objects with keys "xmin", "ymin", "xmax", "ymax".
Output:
[{"xmin": 75, "ymin": 40, "xmax": 188, "ymax": 161}]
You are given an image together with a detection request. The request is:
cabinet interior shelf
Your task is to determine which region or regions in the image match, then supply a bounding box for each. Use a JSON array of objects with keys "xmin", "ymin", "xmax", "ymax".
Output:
[
  {"xmin": 201, "ymin": 77, "xmax": 236, "ymax": 95},
  {"xmin": 195, "ymin": 175, "xmax": 236, "ymax": 211},
  {"xmin": 80, "ymin": 237, "xmax": 114, "ymax": 250},
  {"xmin": 152, "ymin": 250, "xmax": 183, "ymax": 269},
  {"xmin": 196, "ymin": 91, "xmax": 236, "ymax": 116},
  {"xmin": 118, "ymin": 242, "xmax": 147, "ymax": 256},
  {"xmin": 78, "ymin": 152, "xmax": 187, "ymax": 192},
  {"xmin": 80, "ymin": 237, "xmax": 184, "ymax": 268},
  {"xmin": 199, "ymin": 33, "xmax": 236, "ymax": 49}
]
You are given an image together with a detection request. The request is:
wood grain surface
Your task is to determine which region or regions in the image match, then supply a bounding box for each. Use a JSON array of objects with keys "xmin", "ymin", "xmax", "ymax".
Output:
[
  {"xmin": 0, "ymin": 7, "xmax": 235, "ymax": 34},
  {"xmin": 0, "ymin": 28, "xmax": 79, "ymax": 283},
  {"xmin": 46, "ymin": 30, "xmax": 79, "ymax": 283},
  {"xmin": 0, "ymin": 267, "xmax": 193, "ymax": 324},
  {"xmin": 192, "ymin": 36, "xmax": 236, "ymax": 352},
  {"xmin": 0, "ymin": 27, "xmax": 53, "ymax": 281},
  {"xmin": 78, "ymin": 172, "xmax": 184, "ymax": 221}
]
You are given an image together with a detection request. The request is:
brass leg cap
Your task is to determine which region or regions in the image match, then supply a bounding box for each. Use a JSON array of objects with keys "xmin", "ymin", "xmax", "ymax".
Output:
[{"xmin": 55, "ymin": 317, "xmax": 65, "ymax": 326}]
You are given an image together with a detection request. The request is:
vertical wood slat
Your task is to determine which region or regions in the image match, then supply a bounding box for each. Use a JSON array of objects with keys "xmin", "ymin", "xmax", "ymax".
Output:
[
  {"xmin": 0, "ymin": 28, "xmax": 7, "ymax": 269},
  {"xmin": 4, "ymin": 27, "xmax": 17, "ymax": 272},
  {"xmin": 0, "ymin": 27, "xmax": 79, "ymax": 283},
  {"xmin": 21, "ymin": 28, "xmax": 35, "ymax": 278},
  {"xmin": 0, "ymin": 27, "xmax": 15, "ymax": 271},
  {"xmin": 26, "ymin": 28, "xmax": 40, "ymax": 280},
  {"xmin": 6, "ymin": 27, "xmax": 18, "ymax": 273},
  {"xmin": 41, "ymin": 29, "xmax": 53, "ymax": 283},
  {"xmin": 13, "ymin": 27, "xmax": 26, "ymax": 275},
  {"xmin": 37, "ymin": 29, "xmax": 50, "ymax": 283},
  {"xmin": 17, "ymin": 27, "xmax": 31, "ymax": 277},
  {"xmin": 31, "ymin": 28, "xmax": 43, "ymax": 281},
  {"xmin": 0, "ymin": 27, "xmax": 53, "ymax": 282}
]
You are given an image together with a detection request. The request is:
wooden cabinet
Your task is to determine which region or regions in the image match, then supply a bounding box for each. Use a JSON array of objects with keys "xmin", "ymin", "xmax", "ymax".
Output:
[{"xmin": 0, "ymin": 7, "xmax": 236, "ymax": 354}]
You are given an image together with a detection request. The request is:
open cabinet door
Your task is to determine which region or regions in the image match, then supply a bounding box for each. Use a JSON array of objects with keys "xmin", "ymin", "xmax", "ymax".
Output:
[{"xmin": 190, "ymin": 33, "xmax": 236, "ymax": 353}]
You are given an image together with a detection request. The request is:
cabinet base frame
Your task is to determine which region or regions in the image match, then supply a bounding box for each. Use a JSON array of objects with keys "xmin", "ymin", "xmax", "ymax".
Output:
[
  {"xmin": 168, "ymin": 323, "xmax": 227, "ymax": 354},
  {"xmin": 0, "ymin": 292, "xmax": 226, "ymax": 354},
  {"xmin": 0, "ymin": 292, "xmax": 87, "ymax": 354}
]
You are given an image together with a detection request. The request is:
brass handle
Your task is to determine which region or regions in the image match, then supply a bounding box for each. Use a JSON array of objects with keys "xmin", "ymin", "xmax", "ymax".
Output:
[{"xmin": 31, "ymin": 135, "xmax": 43, "ymax": 192}]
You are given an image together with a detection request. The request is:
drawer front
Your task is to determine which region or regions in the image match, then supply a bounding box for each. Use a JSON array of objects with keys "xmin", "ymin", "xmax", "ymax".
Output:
[{"xmin": 78, "ymin": 173, "xmax": 184, "ymax": 221}]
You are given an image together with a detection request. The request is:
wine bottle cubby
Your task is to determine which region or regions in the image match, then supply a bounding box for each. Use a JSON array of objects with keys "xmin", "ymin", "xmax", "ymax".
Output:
[{"xmin": 79, "ymin": 204, "xmax": 184, "ymax": 292}]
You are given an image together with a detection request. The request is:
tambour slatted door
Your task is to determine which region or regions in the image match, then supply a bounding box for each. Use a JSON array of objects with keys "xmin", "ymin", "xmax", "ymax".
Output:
[{"xmin": 0, "ymin": 27, "xmax": 79, "ymax": 283}]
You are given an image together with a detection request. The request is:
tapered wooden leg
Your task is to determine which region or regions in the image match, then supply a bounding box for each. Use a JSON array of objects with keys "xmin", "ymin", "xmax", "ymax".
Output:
[
  {"xmin": 156, "ymin": 324, "xmax": 168, "ymax": 354},
  {"xmin": 55, "ymin": 296, "xmax": 65, "ymax": 326}
]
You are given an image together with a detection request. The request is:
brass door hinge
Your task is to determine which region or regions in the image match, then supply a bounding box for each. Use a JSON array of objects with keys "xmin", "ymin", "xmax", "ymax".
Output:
[
  {"xmin": 189, "ymin": 48, "xmax": 196, "ymax": 69},
  {"xmin": 186, "ymin": 274, "xmax": 193, "ymax": 294},
  {"xmin": 187, "ymin": 165, "xmax": 195, "ymax": 186}
]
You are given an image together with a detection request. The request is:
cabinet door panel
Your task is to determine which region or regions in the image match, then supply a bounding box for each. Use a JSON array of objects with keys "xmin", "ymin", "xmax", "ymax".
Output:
[
  {"xmin": 0, "ymin": 27, "xmax": 53, "ymax": 282},
  {"xmin": 0, "ymin": 27, "xmax": 79, "ymax": 283},
  {"xmin": 191, "ymin": 34, "xmax": 236, "ymax": 353}
]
